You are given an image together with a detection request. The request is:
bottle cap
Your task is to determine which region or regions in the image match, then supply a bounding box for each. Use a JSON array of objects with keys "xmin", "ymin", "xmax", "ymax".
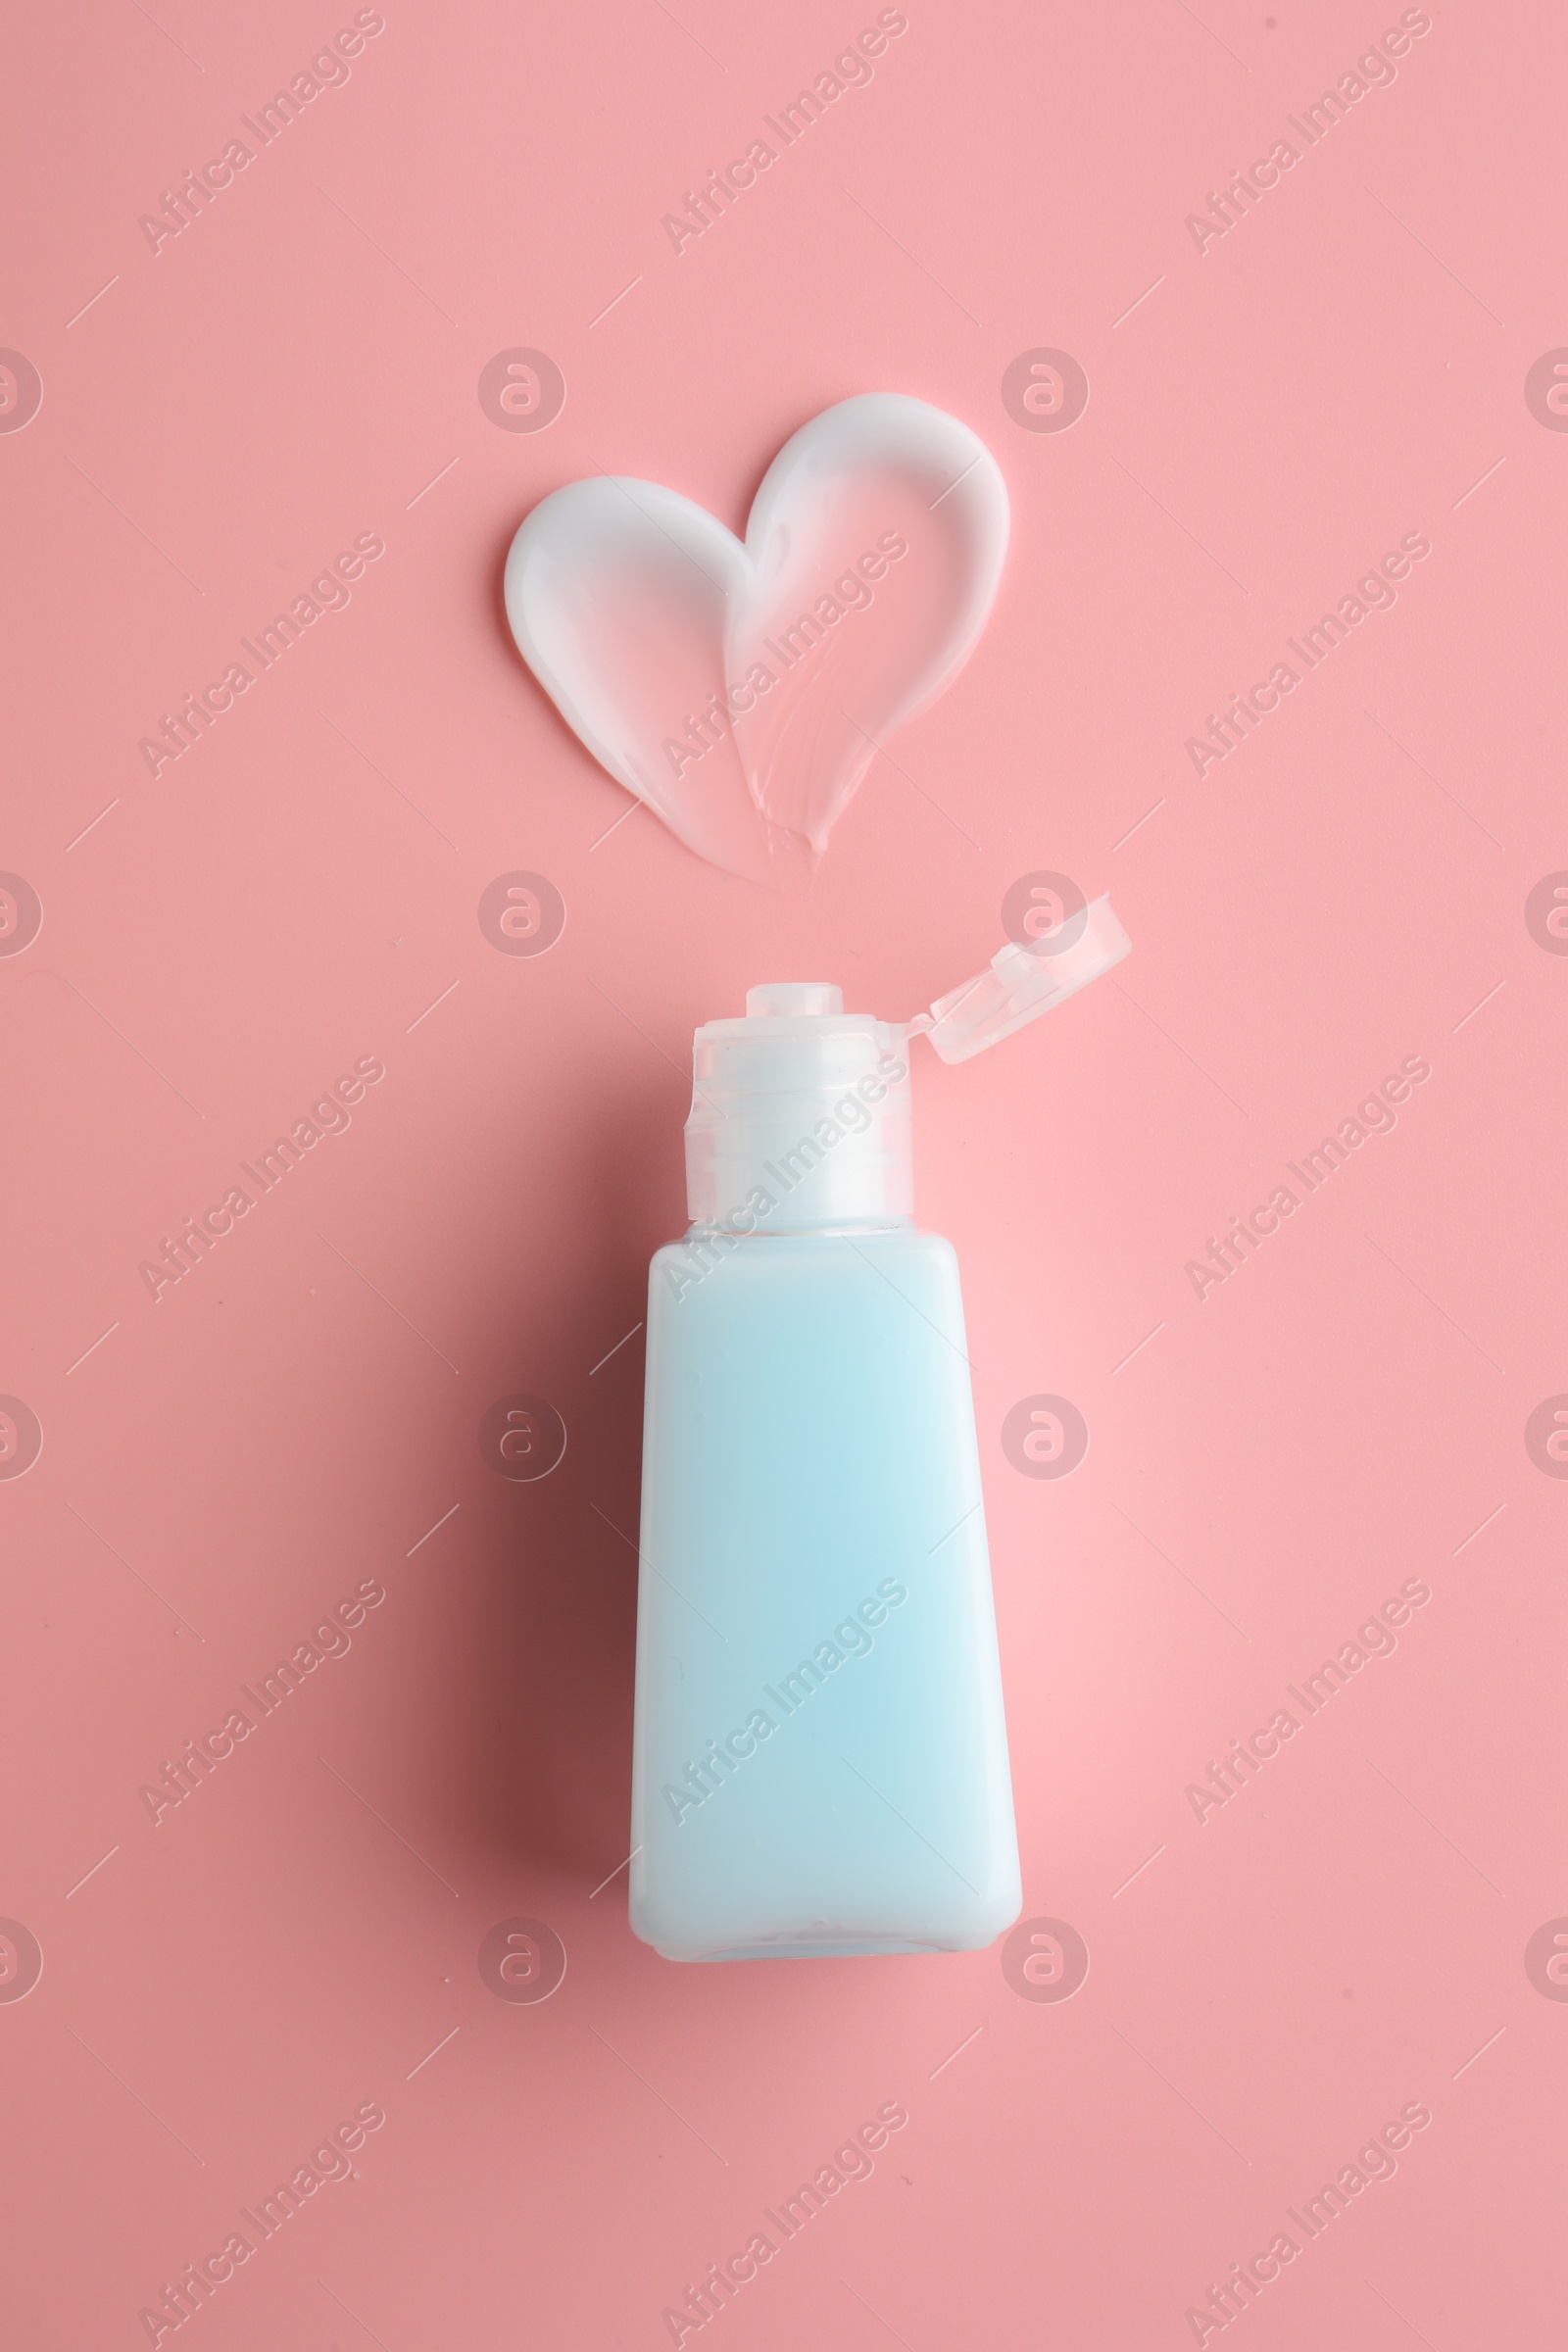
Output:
[
  {"xmin": 682, "ymin": 896, "xmax": 1129, "ymax": 1227},
  {"xmin": 685, "ymin": 992, "xmax": 913, "ymax": 1230}
]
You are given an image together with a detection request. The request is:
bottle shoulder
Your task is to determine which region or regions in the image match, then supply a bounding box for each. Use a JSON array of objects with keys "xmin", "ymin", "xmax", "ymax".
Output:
[
  {"xmin": 649, "ymin": 1223, "xmax": 963, "ymax": 1318},
  {"xmin": 651, "ymin": 1222, "xmax": 956, "ymax": 1267}
]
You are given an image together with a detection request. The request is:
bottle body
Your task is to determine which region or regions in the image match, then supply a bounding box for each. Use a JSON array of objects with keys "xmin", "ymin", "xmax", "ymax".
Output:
[{"xmin": 629, "ymin": 1221, "xmax": 1021, "ymax": 1961}]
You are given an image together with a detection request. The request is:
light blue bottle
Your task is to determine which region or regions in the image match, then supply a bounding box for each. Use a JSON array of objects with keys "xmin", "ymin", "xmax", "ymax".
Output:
[{"xmin": 628, "ymin": 910, "xmax": 1129, "ymax": 1960}]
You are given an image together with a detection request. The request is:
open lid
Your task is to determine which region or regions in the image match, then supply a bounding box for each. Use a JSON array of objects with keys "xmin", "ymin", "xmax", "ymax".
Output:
[
  {"xmin": 679, "ymin": 894, "xmax": 1130, "ymax": 1227},
  {"xmin": 913, "ymin": 894, "xmax": 1130, "ymax": 1064}
]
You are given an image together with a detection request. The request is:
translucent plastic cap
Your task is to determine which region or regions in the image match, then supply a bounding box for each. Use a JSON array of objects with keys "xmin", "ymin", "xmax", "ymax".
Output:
[
  {"xmin": 918, "ymin": 894, "xmax": 1130, "ymax": 1063},
  {"xmin": 685, "ymin": 992, "xmax": 912, "ymax": 1228},
  {"xmin": 682, "ymin": 897, "xmax": 1130, "ymax": 1227}
]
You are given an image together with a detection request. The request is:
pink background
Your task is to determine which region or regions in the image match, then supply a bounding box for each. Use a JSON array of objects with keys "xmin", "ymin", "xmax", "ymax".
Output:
[{"xmin": 2, "ymin": 0, "xmax": 1564, "ymax": 2343}]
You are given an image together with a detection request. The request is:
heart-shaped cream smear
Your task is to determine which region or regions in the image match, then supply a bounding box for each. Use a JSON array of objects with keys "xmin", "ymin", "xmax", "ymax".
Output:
[{"xmin": 504, "ymin": 394, "xmax": 1008, "ymax": 887}]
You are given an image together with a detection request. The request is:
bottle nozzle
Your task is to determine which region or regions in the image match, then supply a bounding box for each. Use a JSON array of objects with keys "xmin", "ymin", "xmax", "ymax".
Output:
[{"xmin": 744, "ymin": 983, "xmax": 843, "ymax": 1017}]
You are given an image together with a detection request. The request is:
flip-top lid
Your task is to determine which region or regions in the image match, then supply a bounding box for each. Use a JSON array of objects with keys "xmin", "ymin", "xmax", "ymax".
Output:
[{"xmin": 916, "ymin": 895, "xmax": 1130, "ymax": 1063}]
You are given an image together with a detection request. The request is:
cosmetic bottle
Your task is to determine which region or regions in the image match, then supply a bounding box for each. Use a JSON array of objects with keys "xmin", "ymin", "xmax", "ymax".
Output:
[{"xmin": 628, "ymin": 901, "xmax": 1129, "ymax": 1959}]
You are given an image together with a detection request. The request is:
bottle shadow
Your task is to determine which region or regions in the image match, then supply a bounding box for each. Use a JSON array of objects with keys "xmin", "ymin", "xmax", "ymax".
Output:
[{"xmin": 460, "ymin": 1067, "xmax": 684, "ymax": 1887}]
